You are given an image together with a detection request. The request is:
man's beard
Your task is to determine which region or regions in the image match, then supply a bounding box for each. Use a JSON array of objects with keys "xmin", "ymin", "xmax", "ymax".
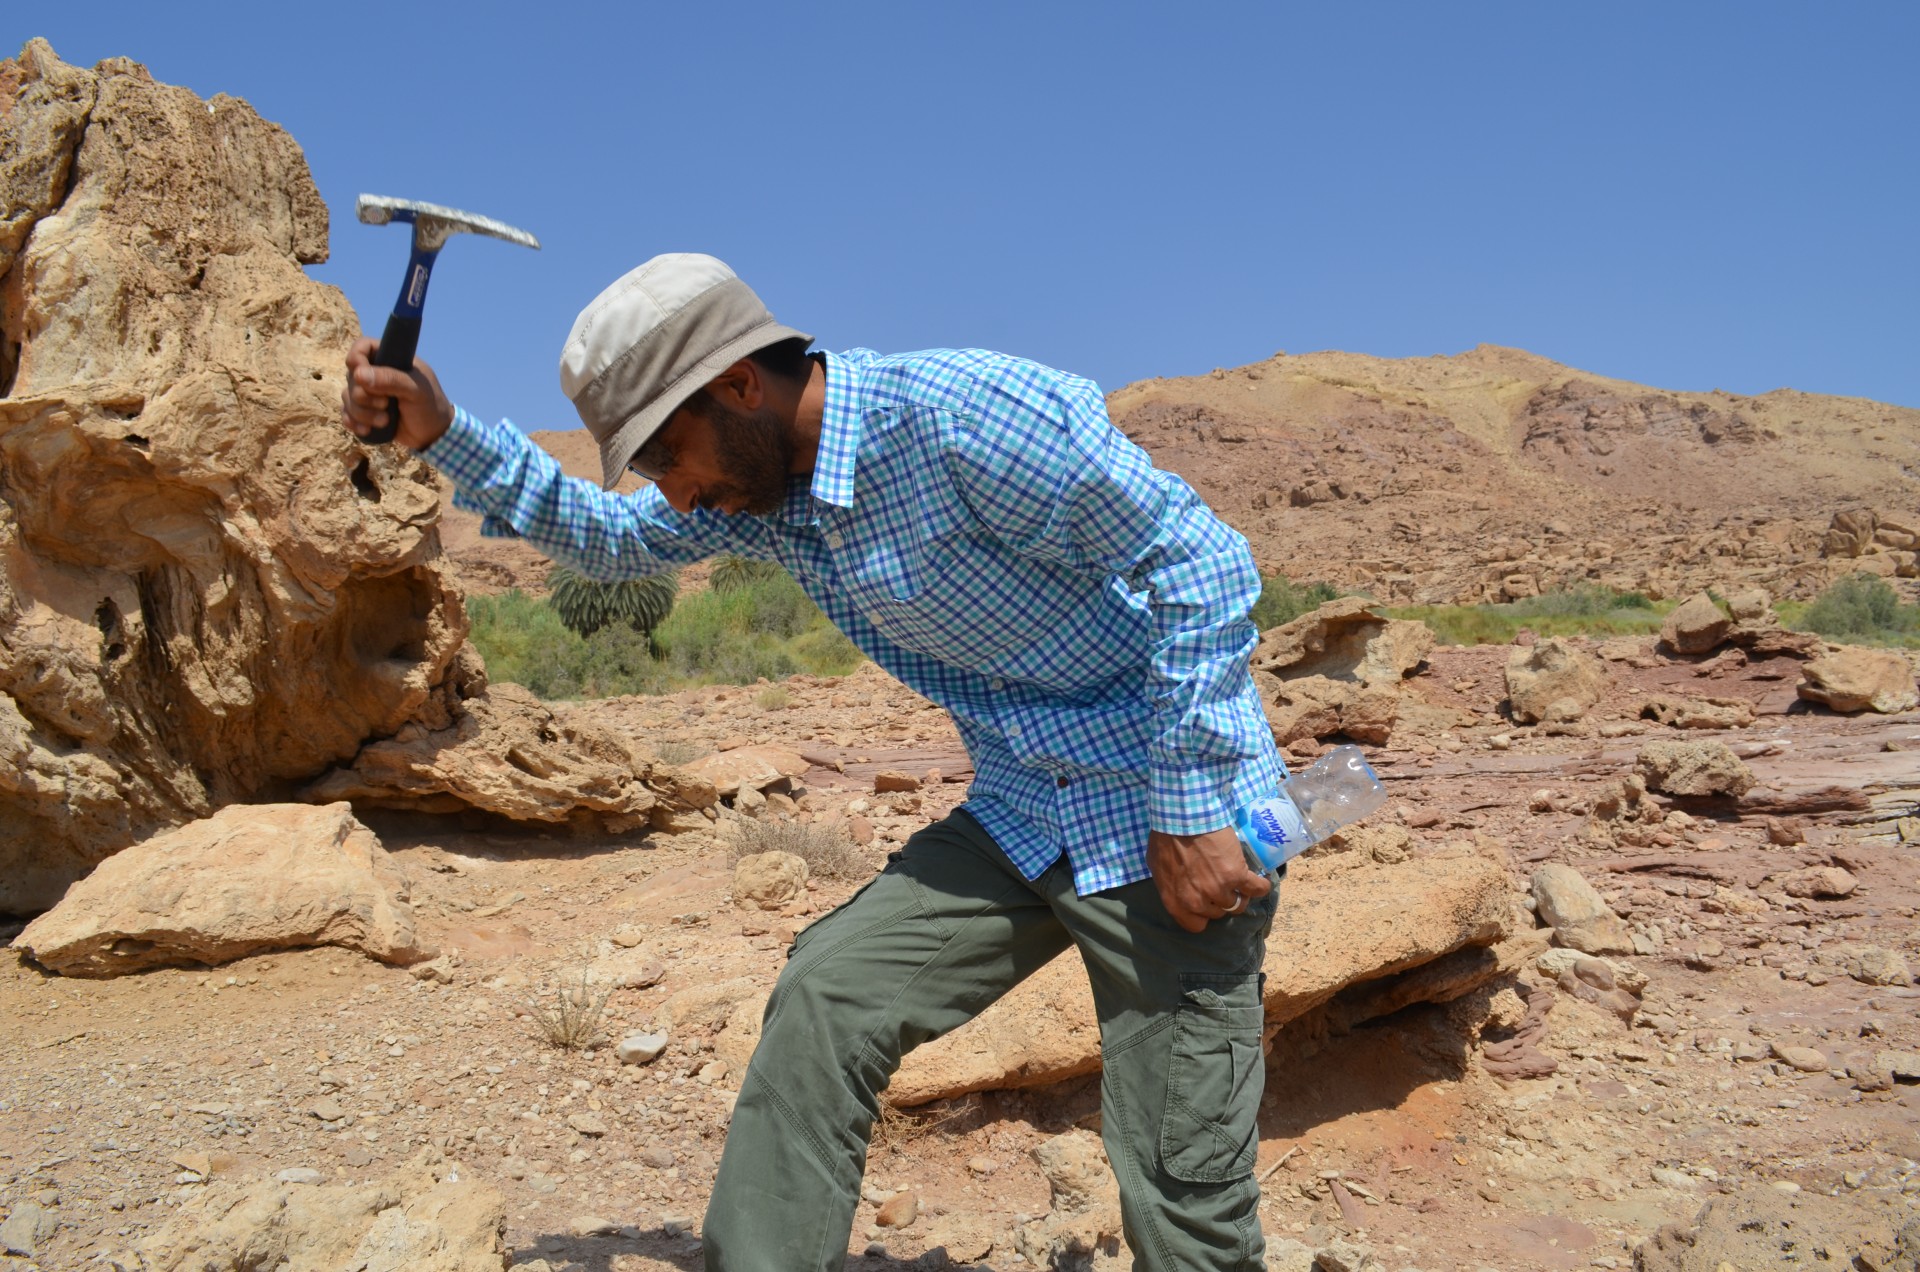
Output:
[{"xmin": 701, "ymin": 398, "xmax": 795, "ymax": 517}]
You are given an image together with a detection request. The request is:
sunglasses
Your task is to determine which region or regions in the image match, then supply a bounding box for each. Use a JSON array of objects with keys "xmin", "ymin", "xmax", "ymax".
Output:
[{"xmin": 627, "ymin": 433, "xmax": 675, "ymax": 483}]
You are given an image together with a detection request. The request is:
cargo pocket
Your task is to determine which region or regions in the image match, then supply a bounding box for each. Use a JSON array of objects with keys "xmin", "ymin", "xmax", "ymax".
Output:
[{"xmin": 1159, "ymin": 972, "xmax": 1265, "ymax": 1184}]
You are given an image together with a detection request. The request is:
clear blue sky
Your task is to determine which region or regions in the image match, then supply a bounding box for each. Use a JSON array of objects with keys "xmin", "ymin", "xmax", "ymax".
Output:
[{"xmin": 21, "ymin": 3, "xmax": 1920, "ymax": 431}]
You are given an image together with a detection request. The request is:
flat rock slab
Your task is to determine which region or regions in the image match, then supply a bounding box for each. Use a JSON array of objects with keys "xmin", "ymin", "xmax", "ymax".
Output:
[
  {"xmin": 889, "ymin": 850, "xmax": 1510, "ymax": 1105},
  {"xmin": 13, "ymin": 802, "xmax": 426, "ymax": 977}
]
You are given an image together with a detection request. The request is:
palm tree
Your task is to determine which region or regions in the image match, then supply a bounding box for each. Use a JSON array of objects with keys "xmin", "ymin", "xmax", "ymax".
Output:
[
  {"xmin": 709, "ymin": 555, "xmax": 786, "ymax": 595},
  {"xmin": 546, "ymin": 565, "xmax": 678, "ymax": 640}
]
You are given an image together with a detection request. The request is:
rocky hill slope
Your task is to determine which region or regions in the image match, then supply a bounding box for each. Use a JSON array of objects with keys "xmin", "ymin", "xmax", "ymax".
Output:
[{"xmin": 442, "ymin": 348, "xmax": 1919, "ymax": 606}]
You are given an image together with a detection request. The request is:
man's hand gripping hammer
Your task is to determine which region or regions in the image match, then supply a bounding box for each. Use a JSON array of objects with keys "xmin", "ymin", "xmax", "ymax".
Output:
[{"xmin": 354, "ymin": 195, "xmax": 540, "ymax": 444}]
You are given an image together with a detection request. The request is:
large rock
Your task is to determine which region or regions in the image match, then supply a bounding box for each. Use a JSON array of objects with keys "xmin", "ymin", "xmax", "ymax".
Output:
[
  {"xmin": 129, "ymin": 1148, "xmax": 507, "ymax": 1272},
  {"xmin": 11, "ymin": 802, "xmax": 426, "ymax": 976},
  {"xmin": 1820, "ymin": 509, "xmax": 1879, "ymax": 558},
  {"xmin": 1638, "ymin": 694, "xmax": 1754, "ymax": 730},
  {"xmin": 1505, "ymin": 637, "xmax": 1606, "ymax": 724},
  {"xmin": 681, "ymin": 745, "xmax": 809, "ymax": 798},
  {"xmin": 733, "ymin": 850, "xmax": 808, "ymax": 909},
  {"xmin": 1660, "ymin": 591, "xmax": 1733, "ymax": 654},
  {"xmin": 1636, "ymin": 739, "xmax": 1755, "ymax": 797},
  {"xmin": 889, "ymin": 851, "xmax": 1510, "ymax": 1105},
  {"xmin": 1529, "ymin": 863, "xmax": 1633, "ymax": 955},
  {"xmin": 1261, "ymin": 673, "xmax": 1399, "ymax": 745},
  {"xmin": 1253, "ymin": 597, "xmax": 1434, "ymax": 687},
  {"xmin": 301, "ymin": 678, "xmax": 697, "ymax": 833},
  {"xmin": 1798, "ymin": 645, "xmax": 1919, "ymax": 714}
]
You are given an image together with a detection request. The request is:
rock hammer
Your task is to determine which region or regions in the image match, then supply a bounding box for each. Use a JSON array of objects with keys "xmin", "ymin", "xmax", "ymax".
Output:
[{"xmin": 355, "ymin": 194, "xmax": 540, "ymax": 444}]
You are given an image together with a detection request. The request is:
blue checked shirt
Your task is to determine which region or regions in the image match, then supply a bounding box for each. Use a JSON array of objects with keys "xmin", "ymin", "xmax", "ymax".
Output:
[{"xmin": 430, "ymin": 347, "xmax": 1284, "ymax": 895}]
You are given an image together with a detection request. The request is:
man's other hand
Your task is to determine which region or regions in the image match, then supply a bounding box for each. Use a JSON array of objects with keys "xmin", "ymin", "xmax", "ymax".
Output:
[
  {"xmin": 1146, "ymin": 827, "xmax": 1273, "ymax": 934},
  {"xmin": 340, "ymin": 337, "xmax": 454, "ymax": 449}
]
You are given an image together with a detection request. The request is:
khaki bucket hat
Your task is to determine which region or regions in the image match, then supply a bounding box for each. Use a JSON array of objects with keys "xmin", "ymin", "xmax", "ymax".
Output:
[{"xmin": 558, "ymin": 254, "xmax": 812, "ymax": 489}]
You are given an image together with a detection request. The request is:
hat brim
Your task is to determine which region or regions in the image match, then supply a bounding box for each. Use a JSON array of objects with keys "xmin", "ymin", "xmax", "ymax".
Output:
[{"xmin": 595, "ymin": 320, "xmax": 813, "ymax": 490}]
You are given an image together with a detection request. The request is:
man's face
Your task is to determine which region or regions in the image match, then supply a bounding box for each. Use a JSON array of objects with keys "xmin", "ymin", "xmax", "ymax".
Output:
[{"xmin": 631, "ymin": 393, "xmax": 794, "ymax": 517}]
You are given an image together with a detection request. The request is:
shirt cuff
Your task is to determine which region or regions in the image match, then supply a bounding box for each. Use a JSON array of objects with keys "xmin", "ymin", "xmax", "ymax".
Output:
[{"xmin": 1147, "ymin": 760, "xmax": 1243, "ymax": 837}]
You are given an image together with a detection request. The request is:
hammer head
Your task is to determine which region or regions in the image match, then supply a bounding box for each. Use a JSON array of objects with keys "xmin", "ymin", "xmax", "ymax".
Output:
[{"xmin": 356, "ymin": 194, "xmax": 540, "ymax": 254}]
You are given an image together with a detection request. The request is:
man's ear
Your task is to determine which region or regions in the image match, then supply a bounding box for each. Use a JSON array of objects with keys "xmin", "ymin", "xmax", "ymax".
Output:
[{"xmin": 706, "ymin": 358, "xmax": 763, "ymax": 412}]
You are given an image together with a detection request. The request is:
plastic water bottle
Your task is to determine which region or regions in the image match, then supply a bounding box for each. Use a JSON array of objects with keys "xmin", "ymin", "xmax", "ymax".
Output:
[{"xmin": 1234, "ymin": 745, "xmax": 1388, "ymax": 871}]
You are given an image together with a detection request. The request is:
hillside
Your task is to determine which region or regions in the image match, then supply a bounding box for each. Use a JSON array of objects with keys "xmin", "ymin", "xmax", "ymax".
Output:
[{"xmin": 441, "ymin": 346, "xmax": 1920, "ymax": 605}]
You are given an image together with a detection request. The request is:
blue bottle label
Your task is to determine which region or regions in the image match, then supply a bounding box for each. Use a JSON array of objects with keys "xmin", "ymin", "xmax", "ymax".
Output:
[{"xmin": 1234, "ymin": 793, "xmax": 1309, "ymax": 870}]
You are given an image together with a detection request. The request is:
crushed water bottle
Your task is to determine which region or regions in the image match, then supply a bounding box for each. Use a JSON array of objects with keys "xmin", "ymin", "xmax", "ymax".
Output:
[{"xmin": 1234, "ymin": 744, "xmax": 1387, "ymax": 871}]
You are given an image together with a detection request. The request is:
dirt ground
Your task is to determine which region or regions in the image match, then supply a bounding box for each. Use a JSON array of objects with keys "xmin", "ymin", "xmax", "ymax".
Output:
[{"xmin": 4, "ymin": 642, "xmax": 1918, "ymax": 1271}]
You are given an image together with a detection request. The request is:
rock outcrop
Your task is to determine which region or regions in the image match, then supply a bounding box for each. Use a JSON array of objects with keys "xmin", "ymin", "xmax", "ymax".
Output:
[
  {"xmin": 0, "ymin": 44, "xmax": 691, "ymax": 910},
  {"xmin": 1636, "ymin": 740, "xmax": 1755, "ymax": 798},
  {"xmin": 889, "ymin": 848, "xmax": 1510, "ymax": 1105},
  {"xmin": 1798, "ymin": 645, "xmax": 1920, "ymax": 714},
  {"xmin": 1660, "ymin": 591, "xmax": 1733, "ymax": 655},
  {"xmin": 11, "ymin": 802, "xmax": 426, "ymax": 976},
  {"xmin": 125, "ymin": 1148, "xmax": 508, "ymax": 1272},
  {"xmin": 1252, "ymin": 598, "xmax": 1434, "ymax": 744}
]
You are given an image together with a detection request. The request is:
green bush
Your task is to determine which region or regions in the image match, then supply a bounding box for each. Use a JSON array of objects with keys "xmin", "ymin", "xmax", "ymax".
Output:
[
  {"xmin": 1391, "ymin": 586, "xmax": 1668, "ymax": 647},
  {"xmin": 466, "ymin": 564, "xmax": 865, "ymax": 699},
  {"xmin": 1790, "ymin": 574, "xmax": 1920, "ymax": 645},
  {"xmin": 710, "ymin": 555, "xmax": 787, "ymax": 595},
  {"xmin": 1249, "ymin": 575, "xmax": 1342, "ymax": 631}
]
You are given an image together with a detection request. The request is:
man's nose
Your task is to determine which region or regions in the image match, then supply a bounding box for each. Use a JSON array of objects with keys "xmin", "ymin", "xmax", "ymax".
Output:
[{"xmin": 657, "ymin": 473, "xmax": 697, "ymax": 514}]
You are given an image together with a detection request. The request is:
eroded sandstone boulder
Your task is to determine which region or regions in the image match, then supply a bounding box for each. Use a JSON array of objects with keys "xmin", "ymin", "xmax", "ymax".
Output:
[
  {"xmin": 11, "ymin": 802, "xmax": 424, "ymax": 976},
  {"xmin": 889, "ymin": 849, "xmax": 1510, "ymax": 1105},
  {"xmin": 1660, "ymin": 591, "xmax": 1733, "ymax": 655},
  {"xmin": 1636, "ymin": 739, "xmax": 1755, "ymax": 797},
  {"xmin": 1530, "ymin": 863, "xmax": 1633, "ymax": 956},
  {"xmin": 1505, "ymin": 637, "xmax": 1606, "ymax": 724},
  {"xmin": 1252, "ymin": 599, "xmax": 1434, "ymax": 743},
  {"xmin": 1798, "ymin": 645, "xmax": 1919, "ymax": 714},
  {"xmin": 127, "ymin": 1148, "xmax": 508, "ymax": 1272},
  {"xmin": 1638, "ymin": 694, "xmax": 1755, "ymax": 730}
]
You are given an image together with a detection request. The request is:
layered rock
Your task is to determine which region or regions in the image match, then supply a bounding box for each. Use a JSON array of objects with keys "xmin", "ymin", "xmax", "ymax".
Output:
[
  {"xmin": 11, "ymin": 802, "xmax": 425, "ymax": 976},
  {"xmin": 888, "ymin": 848, "xmax": 1511, "ymax": 1105}
]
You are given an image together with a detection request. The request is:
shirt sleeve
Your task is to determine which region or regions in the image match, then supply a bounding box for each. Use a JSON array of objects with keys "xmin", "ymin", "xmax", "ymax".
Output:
[
  {"xmin": 942, "ymin": 359, "xmax": 1274, "ymax": 836},
  {"xmin": 425, "ymin": 406, "xmax": 768, "ymax": 578}
]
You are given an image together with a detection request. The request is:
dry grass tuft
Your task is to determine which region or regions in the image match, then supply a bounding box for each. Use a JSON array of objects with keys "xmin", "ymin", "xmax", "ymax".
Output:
[
  {"xmin": 655, "ymin": 739, "xmax": 710, "ymax": 766},
  {"xmin": 523, "ymin": 965, "xmax": 612, "ymax": 1051},
  {"xmin": 728, "ymin": 817, "xmax": 869, "ymax": 881}
]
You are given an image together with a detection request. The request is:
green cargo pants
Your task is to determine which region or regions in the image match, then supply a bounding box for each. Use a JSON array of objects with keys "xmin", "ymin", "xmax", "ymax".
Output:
[{"xmin": 703, "ymin": 807, "xmax": 1278, "ymax": 1271}]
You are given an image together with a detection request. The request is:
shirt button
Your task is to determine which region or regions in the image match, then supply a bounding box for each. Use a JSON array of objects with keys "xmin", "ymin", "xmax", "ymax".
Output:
[
  {"xmin": 1055, "ymin": 776, "xmax": 1070, "ymax": 789},
  {"xmin": 989, "ymin": 677, "xmax": 1005, "ymax": 691},
  {"xmin": 1006, "ymin": 724, "xmax": 1022, "ymax": 738},
  {"xmin": 825, "ymin": 531, "xmax": 844, "ymax": 548}
]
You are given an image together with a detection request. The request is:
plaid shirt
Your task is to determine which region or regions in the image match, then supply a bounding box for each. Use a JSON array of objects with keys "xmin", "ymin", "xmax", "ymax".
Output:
[{"xmin": 431, "ymin": 347, "xmax": 1283, "ymax": 894}]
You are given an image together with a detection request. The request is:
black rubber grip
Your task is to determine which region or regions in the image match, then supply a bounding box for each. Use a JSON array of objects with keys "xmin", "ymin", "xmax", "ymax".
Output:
[{"xmin": 364, "ymin": 313, "xmax": 422, "ymax": 445}]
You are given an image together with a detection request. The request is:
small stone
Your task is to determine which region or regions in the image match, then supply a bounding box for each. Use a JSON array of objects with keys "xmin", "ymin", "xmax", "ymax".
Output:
[
  {"xmin": 567, "ymin": 1112, "xmax": 610, "ymax": 1136},
  {"xmin": 875, "ymin": 1192, "xmax": 919, "ymax": 1228},
  {"xmin": 309, "ymin": 1097, "xmax": 346, "ymax": 1123},
  {"xmin": 611, "ymin": 923, "xmax": 646, "ymax": 948},
  {"xmin": 617, "ymin": 1031, "xmax": 670, "ymax": 1065},
  {"xmin": 1776, "ymin": 866, "xmax": 1857, "ymax": 899},
  {"xmin": 1313, "ymin": 1237, "xmax": 1375, "ymax": 1272},
  {"xmin": 569, "ymin": 1215, "xmax": 620, "ymax": 1237},
  {"xmin": 698, "ymin": 1059, "xmax": 729, "ymax": 1084},
  {"xmin": 1650, "ymin": 1166, "xmax": 1698, "ymax": 1189},
  {"xmin": 0, "ymin": 1201, "xmax": 55, "ymax": 1257},
  {"xmin": 1770, "ymin": 1043, "xmax": 1829, "ymax": 1073},
  {"xmin": 848, "ymin": 814, "xmax": 875, "ymax": 845},
  {"xmin": 343, "ymin": 1146, "xmax": 374, "ymax": 1167},
  {"xmin": 640, "ymin": 1146, "xmax": 676, "ymax": 1169},
  {"xmin": 660, "ymin": 1213, "xmax": 696, "ymax": 1237},
  {"xmin": 873, "ymin": 771, "xmax": 922, "ymax": 794},
  {"xmin": 1876, "ymin": 1049, "xmax": 1920, "ymax": 1080},
  {"xmin": 966, "ymin": 1155, "xmax": 998, "ymax": 1175},
  {"xmin": 274, "ymin": 1167, "xmax": 324, "ymax": 1185}
]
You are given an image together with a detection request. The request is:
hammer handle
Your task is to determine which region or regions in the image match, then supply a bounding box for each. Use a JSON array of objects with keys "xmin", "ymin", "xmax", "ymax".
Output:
[{"xmin": 364, "ymin": 314, "xmax": 421, "ymax": 445}]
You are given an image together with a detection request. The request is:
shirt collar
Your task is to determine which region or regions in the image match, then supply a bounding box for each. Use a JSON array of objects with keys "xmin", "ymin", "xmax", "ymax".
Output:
[{"xmin": 800, "ymin": 348, "xmax": 862, "ymax": 515}]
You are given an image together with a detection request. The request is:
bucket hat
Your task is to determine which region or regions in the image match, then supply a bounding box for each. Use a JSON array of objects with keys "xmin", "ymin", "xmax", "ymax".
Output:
[{"xmin": 559, "ymin": 254, "xmax": 811, "ymax": 489}]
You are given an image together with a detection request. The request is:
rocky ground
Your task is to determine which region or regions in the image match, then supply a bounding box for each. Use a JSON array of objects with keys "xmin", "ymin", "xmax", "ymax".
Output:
[{"xmin": 5, "ymin": 638, "xmax": 1918, "ymax": 1271}]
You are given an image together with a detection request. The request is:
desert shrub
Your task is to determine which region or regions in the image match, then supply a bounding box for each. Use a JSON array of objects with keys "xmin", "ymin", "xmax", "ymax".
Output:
[
  {"xmin": 546, "ymin": 565, "xmax": 677, "ymax": 639},
  {"xmin": 1392, "ymin": 587, "xmax": 1669, "ymax": 646},
  {"xmin": 655, "ymin": 740, "xmax": 710, "ymax": 766},
  {"xmin": 467, "ymin": 567, "xmax": 864, "ymax": 699},
  {"xmin": 1790, "ymin": 574, "xmax": 1920, "ymax": 645},
  {"xmin": 756, "ymin": 685, "xmax": 791, "ymax": 711},
  {"xmin": 1249, "ymin": 574, "xmax": 1342, "ymax": 631},
  {"xmin": 728, "ymin": 817, "xmax": 868, "ymax": 881},
  {"xmin": 523, "ymin": 965, "xmax": 611, "ymax": 1051}
]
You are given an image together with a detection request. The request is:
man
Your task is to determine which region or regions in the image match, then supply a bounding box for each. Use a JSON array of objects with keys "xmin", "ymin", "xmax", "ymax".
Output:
[{"xmin": 340, "ymin": 253, "xmax": 1286, "ymax": 1271}]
